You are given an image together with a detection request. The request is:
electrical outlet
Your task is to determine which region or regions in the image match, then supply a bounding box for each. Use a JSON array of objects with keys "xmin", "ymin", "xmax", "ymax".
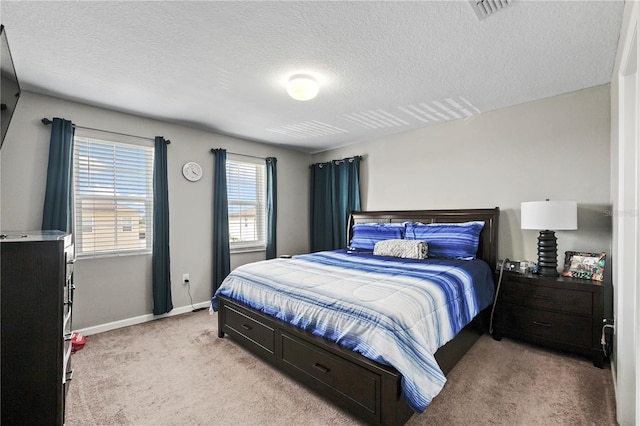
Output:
[
  {"xmin": 182, "ymin": 273, "xmax": 189, "ymax": 284},
  {"xmin": 496, "ymin": 260, "xmax": 525, "ymax": 273}
]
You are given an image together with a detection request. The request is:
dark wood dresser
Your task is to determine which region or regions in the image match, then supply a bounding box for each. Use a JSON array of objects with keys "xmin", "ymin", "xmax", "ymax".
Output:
[
  {"xmin": 1, "ymin": 231, "xmax": 75, "ymax": 425},
  {"xmin": 493, "ymin": 272, "xmax": 605, "ymax": 367}
]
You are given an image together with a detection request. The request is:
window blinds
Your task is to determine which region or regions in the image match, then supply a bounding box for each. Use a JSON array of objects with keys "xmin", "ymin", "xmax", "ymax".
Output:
[
  {"xmin": 226, "ymin": 159, "xmax": 266, "ymax": 250},
  {"xmin": 73, "ymin": 136, "xmax": 154, "ymax": 257}
]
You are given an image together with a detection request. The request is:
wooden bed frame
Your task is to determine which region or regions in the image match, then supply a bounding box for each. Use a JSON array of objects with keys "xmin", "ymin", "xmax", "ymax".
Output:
[{"xmin": 217, "ymin": 208, "xmax": 499, "ymax": 425}]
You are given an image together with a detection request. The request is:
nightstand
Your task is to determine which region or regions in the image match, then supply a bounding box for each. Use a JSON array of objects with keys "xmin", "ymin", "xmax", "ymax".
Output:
[{"xmin": 493, "ymin": 272, "xmax": 605, "ymax": 368}]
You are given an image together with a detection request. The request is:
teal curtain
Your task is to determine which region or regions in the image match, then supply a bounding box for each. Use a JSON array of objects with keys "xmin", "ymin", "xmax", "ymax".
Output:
[
  {"xmin": 42, "ymin": 118, "xmax": 75, "ymax": 232},
  {"xmin": 310, "ymin": 163, "xmax": 334, "ymax": 251},
  {"xmin": 310, "ymin": 157, "xmax": 361, "ymax": 252},
  {"xmin": 213, "ymin": 149, "xmax": 230, "ymax": 292},
  {"xmin": 332, "ymin": 156, "xmax": 361, "ymax": 247},
  {"xmin": 152, "ymin": 137, "xmax": 173, "ymax": 315},
  {"xmin": 266, "ymin": 157, "xmax": 277, "ymax": 259}
]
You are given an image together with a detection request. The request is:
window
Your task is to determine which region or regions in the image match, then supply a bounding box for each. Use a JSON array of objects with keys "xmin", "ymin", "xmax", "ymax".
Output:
[
  {"xmin": 73, "ymin": 134, "xmax": 154, "ymax": 257},
  {"xmin": 226, "ymin": 158, "xmax": 266, "ymax": 251},
  {"xmin": 122, "ymin": 217, "xmax": 133, "ymax": 232},
  {"xmin": 81, "ymin": 216, "xmax": 94, "ymax": 234}
]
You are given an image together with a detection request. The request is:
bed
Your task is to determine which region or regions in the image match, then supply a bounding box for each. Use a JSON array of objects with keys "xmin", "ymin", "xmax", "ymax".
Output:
[{"xmin": 212, "ymin": 208, "xmax": 499, "ymax": 425}]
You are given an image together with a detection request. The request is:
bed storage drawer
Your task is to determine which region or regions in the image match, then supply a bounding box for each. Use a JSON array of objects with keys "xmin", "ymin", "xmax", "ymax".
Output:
[
  {"xmin": 222, "ymin": 304, "xmax": 275, "ymax": 355},
  {"xmin": 280, "ymin": 332, "xmax": 379, "ymax": 415},
  {"xmin": 218, "ymin": 295, "xmax": 412, "ymax": 425}
]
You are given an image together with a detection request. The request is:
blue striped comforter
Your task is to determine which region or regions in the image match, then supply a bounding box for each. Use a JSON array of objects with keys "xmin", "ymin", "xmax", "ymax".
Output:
[{"xmin": 211, "ymin": 250, "xmax": 495, "ymax": 413}]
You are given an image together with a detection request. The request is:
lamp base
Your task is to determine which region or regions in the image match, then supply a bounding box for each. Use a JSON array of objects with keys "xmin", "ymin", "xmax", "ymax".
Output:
[{"xmin": 537, "ymin": 230, "xmax": 558, "ymax": 276}]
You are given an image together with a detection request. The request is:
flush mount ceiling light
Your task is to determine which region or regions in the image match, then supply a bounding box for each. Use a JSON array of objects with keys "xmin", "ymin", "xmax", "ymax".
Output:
[{"xmin": 286, "ymin": 74, "xmax": 319, "ymax": 101}]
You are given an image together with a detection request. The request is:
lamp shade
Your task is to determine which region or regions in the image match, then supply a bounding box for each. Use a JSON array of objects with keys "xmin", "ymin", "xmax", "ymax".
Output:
[{"xmin": 521, "ymin": 200, "xmax": 577, "ymax": 230}]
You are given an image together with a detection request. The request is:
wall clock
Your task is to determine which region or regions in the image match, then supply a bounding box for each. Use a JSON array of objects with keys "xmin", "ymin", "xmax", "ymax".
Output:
[{"xmin": 182, "ymin": 161, "xmax": 203, "ymax": 182}]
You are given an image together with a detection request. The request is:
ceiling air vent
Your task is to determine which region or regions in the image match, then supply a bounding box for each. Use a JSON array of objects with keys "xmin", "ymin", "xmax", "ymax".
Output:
[{"xmin": 469, "ymin": 0, "xmax": 513, "ymax": 20}]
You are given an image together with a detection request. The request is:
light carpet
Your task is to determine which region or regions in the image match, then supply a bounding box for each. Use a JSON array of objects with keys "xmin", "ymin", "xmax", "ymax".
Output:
[{"xmin": 66, "ymin": 310, "xmax": 617, "ymax": 425}]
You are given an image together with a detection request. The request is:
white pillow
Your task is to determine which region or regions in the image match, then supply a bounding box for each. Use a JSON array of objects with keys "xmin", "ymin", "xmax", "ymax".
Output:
[{"xmin": 373, "ymin": 239, "xmax": 428, "ymax": 259}]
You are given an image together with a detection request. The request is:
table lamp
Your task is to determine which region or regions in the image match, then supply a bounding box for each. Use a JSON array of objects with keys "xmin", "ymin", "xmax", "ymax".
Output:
[{"xmin": 521, "ymin": 200, "xmax": 577, "ymax": 276}]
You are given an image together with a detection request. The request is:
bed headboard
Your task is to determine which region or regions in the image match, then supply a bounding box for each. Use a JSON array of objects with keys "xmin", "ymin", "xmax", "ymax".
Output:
[{"xmin": 347, "ymin": 208, "xmax": 500, "ymax": 269}]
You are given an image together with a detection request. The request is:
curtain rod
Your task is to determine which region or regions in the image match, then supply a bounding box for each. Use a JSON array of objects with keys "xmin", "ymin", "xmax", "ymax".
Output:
[
  {"xmin": 210, "ymin": 148, "xmax": 267, "ymax": 161},
  {"xmin": 310, "ymin": 155, "xmax": 362, "ymax": 168},
  {"xmin": 41, "ymin": 118, "xmax": 171, "ymax": 144}
]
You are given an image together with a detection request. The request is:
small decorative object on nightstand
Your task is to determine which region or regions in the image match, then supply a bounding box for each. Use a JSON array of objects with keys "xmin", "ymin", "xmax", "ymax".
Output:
[
  {"xmin": 562, "ymin": 251, "xmax": 606, "ymax": 281},
  {"xmin": 493, "ymin": 272, "xmax": 606, "ymax": 368}
]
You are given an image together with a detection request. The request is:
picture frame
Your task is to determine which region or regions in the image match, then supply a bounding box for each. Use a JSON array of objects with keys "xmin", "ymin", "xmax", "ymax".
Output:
[{"xmin": 562, "ymin": 251, "xmax": 606, "ymax": 281}]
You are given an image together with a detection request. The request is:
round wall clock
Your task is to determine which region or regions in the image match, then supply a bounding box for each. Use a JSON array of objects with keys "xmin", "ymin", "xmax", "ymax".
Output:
[{"xmin": 182, "ymin": 161, "xmax": 203, "ymax": 182}]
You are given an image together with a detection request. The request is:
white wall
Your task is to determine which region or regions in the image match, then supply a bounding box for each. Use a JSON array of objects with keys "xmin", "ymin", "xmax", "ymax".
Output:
[
  {"xmin": 313, "ymin": 85, "xmax": 612, "ymax": 270},
  {"xmin": 610, "ymin": 1, "xmax": 639, "ymax": 424},
  {"xmin": 0, "ymin": 91, "xmax": 311, "ymax": 329}
]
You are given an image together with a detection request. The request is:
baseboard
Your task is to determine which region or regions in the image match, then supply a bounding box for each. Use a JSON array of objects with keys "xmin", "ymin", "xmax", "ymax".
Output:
[
  {"xmin": 75, "ymin": 301, "xmax": 211, "ymax": 336},
  {"xmin": 610, "ymin": 356, "xmax": 617, "ymax": 400}
]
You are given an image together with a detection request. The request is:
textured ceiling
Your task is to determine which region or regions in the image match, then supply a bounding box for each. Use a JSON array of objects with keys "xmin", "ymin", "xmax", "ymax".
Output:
[{"xmin": 1, "ymin": 1, "xmax": 625, "ymax": 153}]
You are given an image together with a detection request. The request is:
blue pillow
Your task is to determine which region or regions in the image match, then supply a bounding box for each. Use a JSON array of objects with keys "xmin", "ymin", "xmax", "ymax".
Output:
[
  {"xmin": 349, "ymin": 223, "xmax": 406, "ymax": 251},
  {"xmin": 405, "ymin": 221, "xmax": 485, "ymax": 260}
]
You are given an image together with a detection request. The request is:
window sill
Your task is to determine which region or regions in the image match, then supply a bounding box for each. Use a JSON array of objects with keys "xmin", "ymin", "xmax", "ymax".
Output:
[
  {"xmin": 230, "ymin": 247, "xmax": 266, "ymax": 255},
  {"xmin": 77, "ymin": 250, "xmax": 152, "ymax": 260}
]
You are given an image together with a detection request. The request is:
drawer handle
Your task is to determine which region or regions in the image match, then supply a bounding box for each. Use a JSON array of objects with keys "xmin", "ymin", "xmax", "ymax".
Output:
[
  {"xmin": 313, "ymin": 363, "xmax": 330, "ymax": 374},
  {"xmin": 533, "ymin": 321, "xmax": 551, "ymax": 327},
  {"xmin": 66, "ymin": 370, "xmax": 74, "ymax": 382},
  {"xmin": 241, "ymin": 324, "xmax": 252, "ymax": 331},
  {"xmin": 64, "ymin": 333, "xmax": 73, "ymax": 341},
  {"xmin": 533, "ymin": 294, "xmax": 552, "ymax": 300}
]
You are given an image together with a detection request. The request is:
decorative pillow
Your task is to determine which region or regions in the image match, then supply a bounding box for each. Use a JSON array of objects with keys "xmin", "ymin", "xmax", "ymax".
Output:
[
  {"xmin": 373, "ymin": 239, "xmax": 428, "ymax": 259},
  {"xmin": 405, "ymin": 221, "xmax": 485, "ymax": 260},
  {"xmin": 349, "ymin": 223, "xmax": 406, "ymax": 251}
]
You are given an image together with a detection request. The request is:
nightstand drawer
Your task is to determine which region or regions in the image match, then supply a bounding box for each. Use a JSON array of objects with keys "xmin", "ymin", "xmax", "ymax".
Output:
[
  {"xmin": 502, "ymin": 280, "xmax": 592, "ymax": 315},
  {"xmin": 501, "ymin": 303, "xmax": 592, "ymax": 347}
]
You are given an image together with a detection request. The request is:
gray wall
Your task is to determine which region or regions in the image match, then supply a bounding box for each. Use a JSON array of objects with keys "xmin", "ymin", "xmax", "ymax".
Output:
[
  {"xmin": 0, "ymin": 91, "xmax": 311, "ymax": 329},
  {"xmin": 1, "ymin": 85, "xmax": 613, "ymax": 330},
  {"xmin": 312, "ymin": 85, "xmax": 612, "ymax": 268}
]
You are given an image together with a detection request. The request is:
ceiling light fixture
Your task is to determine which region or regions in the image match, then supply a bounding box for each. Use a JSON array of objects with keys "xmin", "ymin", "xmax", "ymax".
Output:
[{"xmin": 286, "ymin": 74, "xmax": 319, "ymax": 101}]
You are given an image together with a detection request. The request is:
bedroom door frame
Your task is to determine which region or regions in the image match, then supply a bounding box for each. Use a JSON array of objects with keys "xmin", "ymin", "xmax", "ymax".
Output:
[{"xmin": 612, "ymin": 2, "xmax": 639, "ymax": 425}]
